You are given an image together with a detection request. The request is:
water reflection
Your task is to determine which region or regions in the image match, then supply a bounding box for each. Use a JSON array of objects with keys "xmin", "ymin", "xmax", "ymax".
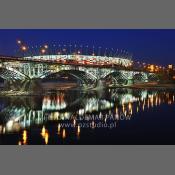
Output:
[{"xmin": 0, "ymin": 88, "xmax": 175, "ymax": 144}]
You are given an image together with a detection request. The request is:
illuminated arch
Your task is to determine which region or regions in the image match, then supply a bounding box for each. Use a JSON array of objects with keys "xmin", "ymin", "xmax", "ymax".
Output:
[
  {"xmin": 41, "ymin": 70, "xmax": 97, "ymax": 86},
  {"xmin": 148, "ymin": 73, "xmax": 159, "ymax": 82},
  {"xmin": 133, "ymin": 73, "xmax": 147, "ymax": 83},
  {"xmin": 0, "ymin": 67, "xmax": 29, "ymax": 80},
  {"xmin": 104, "ymin": 71, "xmax": 129, "ymax": 86}
]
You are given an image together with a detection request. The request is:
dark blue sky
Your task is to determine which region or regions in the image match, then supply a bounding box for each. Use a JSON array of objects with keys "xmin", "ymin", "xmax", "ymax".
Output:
[{"xmin": 0, "ymin": 29, "xmax": 175, "ymax": 65}]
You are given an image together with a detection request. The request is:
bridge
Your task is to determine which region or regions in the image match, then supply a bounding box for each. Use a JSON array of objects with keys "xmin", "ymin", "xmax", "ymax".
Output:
[{"xmin": 0, "ymin": 54, "xmax": 159, "ymax": 91}]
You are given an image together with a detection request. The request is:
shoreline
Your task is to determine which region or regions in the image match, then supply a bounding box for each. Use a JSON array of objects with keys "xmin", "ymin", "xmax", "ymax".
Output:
[
  {"xmin": 0, "ymin": 83, "xmax": 175, "ymax": 97},
  {"xmin": 116, "ymin": 83, "xmax": 175, "ymax": 90}
]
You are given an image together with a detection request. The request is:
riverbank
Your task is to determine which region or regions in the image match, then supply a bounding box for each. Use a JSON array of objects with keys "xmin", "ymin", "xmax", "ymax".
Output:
[
  {"xmin": 0, "ymin": 82, "xmax": 175, "ymax": 96},
  {"xmin": 125, "ymin": 82, "xmax": 175, "ymax": 89}
]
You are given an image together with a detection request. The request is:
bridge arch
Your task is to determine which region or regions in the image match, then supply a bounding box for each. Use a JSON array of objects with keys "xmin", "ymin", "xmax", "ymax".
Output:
[
  {"xmin": 147, "ymin": 73, "xmax": 159, "ymax": 82},
  {"xmin": 104, "ymin": 71, "xmax": 129, "ymax": 86},
  {"xmin": 133, "ymin": 73, "xmax": 148, "ymax": 83},
  {"xmin": 0, "ymin": 67, "xmax": 29, "ymax": 80},
  {"xmin": 41, "ymin": 69, "xmax": 98, "ymax": 87}
]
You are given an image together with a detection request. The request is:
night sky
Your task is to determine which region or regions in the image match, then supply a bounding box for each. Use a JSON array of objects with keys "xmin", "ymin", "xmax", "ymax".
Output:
[{"xmin": 0, "ymin": 29, "xmax": 175, "ymax": 66}]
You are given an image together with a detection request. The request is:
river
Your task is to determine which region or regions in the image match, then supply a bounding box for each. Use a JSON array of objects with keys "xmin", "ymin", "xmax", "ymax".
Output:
[{"xmin": 0, "ymin": 87, "xmax": 175, "ymax": 144}]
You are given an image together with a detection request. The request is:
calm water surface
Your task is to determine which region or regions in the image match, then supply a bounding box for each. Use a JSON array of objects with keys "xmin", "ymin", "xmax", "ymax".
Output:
[{"xmin": 0, "ymin": 87, "xmax": 175, "ymax": 145}]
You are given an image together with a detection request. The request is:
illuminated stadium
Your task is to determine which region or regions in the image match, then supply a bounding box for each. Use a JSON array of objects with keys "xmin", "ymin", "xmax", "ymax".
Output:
[
  {"xmin": 15, "ymin": 41, "xmax": 133, "ymax": 68},
  {"xmin": 23, "ymin": 54, "xmax": 133, "ymax": 68}
]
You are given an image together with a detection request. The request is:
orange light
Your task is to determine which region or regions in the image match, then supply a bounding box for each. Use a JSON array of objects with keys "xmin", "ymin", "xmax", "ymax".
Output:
[
  {"xmin": 21, "ymin": 46, "xmax": 27, "ymax": 51},
  {"xmin": 58, "ymin": 124, "xmax": 61, "ymax": 135},
  {"xmin": 41, "ymin": 126, "xmax": 46, "ymax": 137},
  {"xmin": 41, "ymin": 126, "xmax": 49, "ymax": 144},
  {"xmin": 41, "ymin": 49, "xmax": 46, "ymax": 54},
  {"xmin": 149, "ymin": 65, "xmax": 154, "ymax": 72},
  {"xmin": 45, "ymin": 132, "xmax": 49, "ymax": 145},
  {"xmin": 77, "ymin": 125, "xmax": 80, "ymax": 137},
  {"xmin": 22, "ymin": 130, "xmax": 27, "ymax": 145},
  {"xmin": 62, "ymin": 129, "xmax": 66, "ymax": 139}
]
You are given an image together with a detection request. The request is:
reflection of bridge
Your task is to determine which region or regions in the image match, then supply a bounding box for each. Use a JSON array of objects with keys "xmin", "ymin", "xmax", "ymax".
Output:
[
  {"xmin": 1, "ymin": 88, "xmax": 173, "ymax": 133},
  {"xmin": 0, "ymin": 55, "xmax": 159, "ymax": 90}
]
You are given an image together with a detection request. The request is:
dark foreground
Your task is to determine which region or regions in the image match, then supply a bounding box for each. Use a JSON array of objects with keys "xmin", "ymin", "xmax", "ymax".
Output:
[{"xmin": 0, "ymin": 87, "xmax": 175, "ymax": 145}]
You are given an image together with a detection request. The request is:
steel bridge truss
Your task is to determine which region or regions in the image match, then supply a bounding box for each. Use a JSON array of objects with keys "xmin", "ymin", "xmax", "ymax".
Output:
[{"xmin": 0, "ymin": 61, "xmax": 159, "ymax": 89}]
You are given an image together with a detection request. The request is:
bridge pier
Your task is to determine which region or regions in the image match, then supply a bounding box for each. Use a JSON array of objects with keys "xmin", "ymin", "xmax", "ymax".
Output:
[
  {"xmin": 4, "ymin": 80, "xmax": 23, "ymax": 91},
  {"xmin": 127, "ymin": 79, "xmax": 134, "ymax": 85},
  {"xmin": 21, "ymin": 79, "xmax": 44, "ymax": 93},
  {"xmin": 93, "ymin": 79, "xmax": 106, "ymax": 89}
]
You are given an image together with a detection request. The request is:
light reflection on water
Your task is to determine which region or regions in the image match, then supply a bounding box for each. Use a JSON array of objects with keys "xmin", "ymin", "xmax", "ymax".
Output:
[{"xmin": 0, "ymin": 88, "xmax": 175, "ymax": 144}]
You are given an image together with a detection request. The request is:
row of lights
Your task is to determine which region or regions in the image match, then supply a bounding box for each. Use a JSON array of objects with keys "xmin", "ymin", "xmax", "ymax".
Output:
[
  {"xmin": 17, "ymin": 40, "xmax": 49, "ymax": 54},
  {"xmin": 16, "ymin": 40, "xmax": 131, "ymax": 57},
  {"xmin": 18, "ymin": 123, "xmax": 81, "ymax": 145}
]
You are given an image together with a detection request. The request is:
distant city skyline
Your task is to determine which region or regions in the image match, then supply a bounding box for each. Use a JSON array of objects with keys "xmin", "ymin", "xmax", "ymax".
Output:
[{"xmin": 0, "ymin": 29, "xmax": 175, "ymax": 65}]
